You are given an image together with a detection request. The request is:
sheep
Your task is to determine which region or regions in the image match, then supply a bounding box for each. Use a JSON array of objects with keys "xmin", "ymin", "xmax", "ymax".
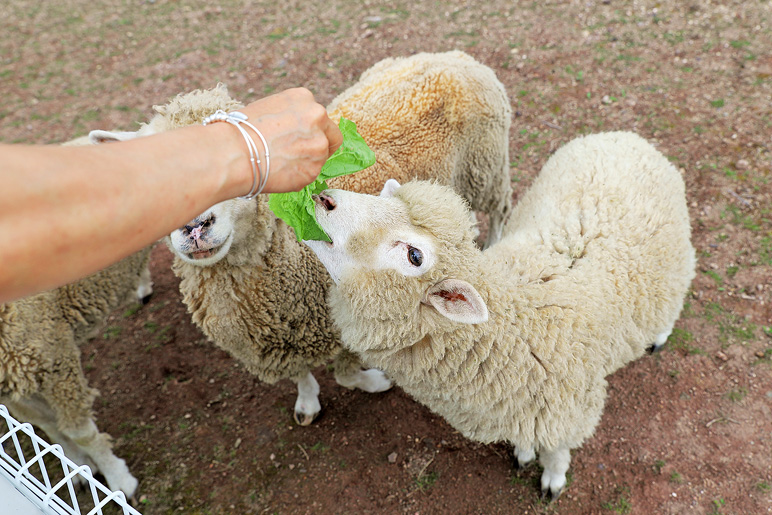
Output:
[
  {"xmin": 325, "ymin": 50, "xmax": 513, "ymax": 246},
  {"xmin": 0, "ymin": 231, "xmax": 153, "ymax": 498},
  {"xmin": 90, "ymin": 50, "xmax": 513, "ymax": 425},
  {"xmin": 304, "ymin": 131, "xmax": 697, "ymax": 499}
]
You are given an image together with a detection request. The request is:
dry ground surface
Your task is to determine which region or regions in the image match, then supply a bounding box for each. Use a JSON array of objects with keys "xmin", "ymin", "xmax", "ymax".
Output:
[{"xmin": 2, "ymin": 1, "xmax": 771, "ymax": 514}]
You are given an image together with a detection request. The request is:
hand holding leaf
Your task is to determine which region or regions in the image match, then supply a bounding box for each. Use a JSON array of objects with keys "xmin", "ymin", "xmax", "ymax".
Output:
[{"xmin": 268, "ymin": 118, "xmax": 375, "ymax": 241}]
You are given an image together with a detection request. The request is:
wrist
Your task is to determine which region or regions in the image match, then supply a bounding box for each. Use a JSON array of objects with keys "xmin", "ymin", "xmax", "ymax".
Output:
[{"xmin": 195, "ymin": 121, "xmax": 257, "ymax": 200}]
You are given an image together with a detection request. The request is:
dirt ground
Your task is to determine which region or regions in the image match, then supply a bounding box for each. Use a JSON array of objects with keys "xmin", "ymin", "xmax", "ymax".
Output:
[{"xmin": 2, "ymin": 1, "xmax": 771, "ymax": 514}]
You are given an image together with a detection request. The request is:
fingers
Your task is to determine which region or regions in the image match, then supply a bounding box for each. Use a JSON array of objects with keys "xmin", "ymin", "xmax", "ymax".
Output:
[
  {"xmin": 324, "ymin": 116, "xmax": 343, "ymax": 156},
  {"xmin": 237, "ymin": 88, "xmax": 346, "ymax": 193}
]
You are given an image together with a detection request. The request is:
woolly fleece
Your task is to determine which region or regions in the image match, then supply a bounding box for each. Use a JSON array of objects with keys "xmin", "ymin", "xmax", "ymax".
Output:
[
  {"xmin": 327, "ymin": 131, "xmax": 696, "ymax": 456},
  {"xmin": 327, "ymin": 50, "xmax": 513, "ymax": 244}
]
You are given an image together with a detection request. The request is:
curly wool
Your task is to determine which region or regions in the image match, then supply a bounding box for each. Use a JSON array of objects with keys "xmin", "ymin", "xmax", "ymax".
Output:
[
  {"xmin": 172, "ymin": 197, "xmax": 345, "ymax": 383},
  {"xmin": 158, "ymin": 52, "xmax": 513, "ymax": 385},
  {"xmin": 0, "ymin": 248, "xmax": 152, "ymax": 429},
  {"xmin": 329, "ymin": 132, "xmax": 696, "ymax": 453},
  {"xmin": 327, "ymin": 50, "xmax": 513, "ymax": 242}
]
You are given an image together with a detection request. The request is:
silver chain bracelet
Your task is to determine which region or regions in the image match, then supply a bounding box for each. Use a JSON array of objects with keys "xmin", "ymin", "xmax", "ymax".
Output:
[{"xmin": 202, "ymin": 110, "xmax": 271, "ymax": 200}]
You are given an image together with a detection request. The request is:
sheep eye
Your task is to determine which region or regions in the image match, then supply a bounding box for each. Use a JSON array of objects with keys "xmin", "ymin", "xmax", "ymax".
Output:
[{"xmin": 407, "ymin": 246, "xmax": 423, "ymax": 267}]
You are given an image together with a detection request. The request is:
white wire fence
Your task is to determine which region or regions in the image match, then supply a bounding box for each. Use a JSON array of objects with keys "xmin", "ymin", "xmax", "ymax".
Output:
[{"xmin": 0, "ymin": 404, "xmax": 142, "ymax": 515}]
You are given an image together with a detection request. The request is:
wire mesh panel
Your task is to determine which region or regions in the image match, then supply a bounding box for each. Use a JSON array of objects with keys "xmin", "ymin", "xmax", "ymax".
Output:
[{"xmin": 0, "ymin": 404, "xmax": 142, "ymax": 515}]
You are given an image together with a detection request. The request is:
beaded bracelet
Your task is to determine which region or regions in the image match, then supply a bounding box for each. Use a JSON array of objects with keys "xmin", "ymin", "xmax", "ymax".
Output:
[{"xmin": 202, "ymin": 109, "xmax": 271, "ymax": 200}]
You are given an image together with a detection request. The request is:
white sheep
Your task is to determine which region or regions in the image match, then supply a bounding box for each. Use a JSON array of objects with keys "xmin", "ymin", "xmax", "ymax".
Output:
[
  {"xmin": 0, "ymin": 199, "xmax": 153, "ymax": 499},
  {"xmin": 91, "ymin": 51, "xmax": 513, "ymax": 425},
  {"xmin": 305, "ymin": 131, "xmax": 696, "ymax": 499}
]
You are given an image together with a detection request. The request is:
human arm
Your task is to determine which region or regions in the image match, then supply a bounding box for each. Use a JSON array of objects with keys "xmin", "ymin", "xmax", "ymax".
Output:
[{"xmin": 0, "ymin": 87, "xmax": 342, "ymax": 303}]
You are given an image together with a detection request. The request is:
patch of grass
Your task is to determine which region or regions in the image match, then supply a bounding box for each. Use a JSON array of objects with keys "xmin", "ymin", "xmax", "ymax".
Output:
[
  {"xmin": 80, "ymin": 108, "xmax": 100, "ymax": 122},
  {"xmin": 757, "ymin": 481, "xmax": 771, "ymax": 492},
  {"xmin": 726, "ymin": 387, "xmax": 748, "ymax": 403},
  {"xmin": 710, "ymin": 498, "xmax": 726, "ymax": 515},
  {"xmin": 758, "ymin": 237, "xmax": 772, "ymax": 265},
  {"xmin": 721, "ymin": 204, "xmax": 761, "ymax": 231},
  {"xmin": 754, "ymin": 347, "xmax": 772, "ymax": 366},
  {"xmin": 102, "ymin": 326, "xmax": 122, "ymax": 339},
  {"xmin": 726, "ymin": 265, "xmax": 739, "ymax": 278},
  {"xmin": 119, "ymin": 422, "xmax": 154, "ymax": 440},
  {"xmin": 415, "ymin": 470, "xmax": 438, "ymax": 491},
  {"xmin": 144, "ymin": 321, "xmax": 159, "ymax": 333},
  {"xmin": 654, "ymin": 460, "xmax": 666, "ymax": 473},
  {"xmin": 602, "ymin": 486, "xmax": 632, "ymax": 514},
  {"xmin": 710, "ymin": 98, "xmax": 725, "ymax": 108},
  {"xmin": 704, "ymin": 301, "xmax": 756, "ymax": 344},
  {"xmin": 155, "ymin": 326, "xmax": 173, "ymax": 342},
  {"xmin": 122, "ymin": 303, "xmax": 142, "ymax": 318},
  {"xmin": 615, "ymin": 53, "xmax": 641, "ymax": 62},
  {"xmin": 310, "ymin": 441, "xmax": 329, "ymax": 452},
  {"xmin": 703, "ymin": 269, "xmax": 722, "ymax": 285},
  {"xmin": 267, "ymin": 27, "xmax": 289, "ymax": 40},
  {"xmin": 703, "ymin": 302, "xmax": 724, "ymax": 322},
  {"xmin": 509, "ymin": 474, "xmax": 531, "ymax": 486},
  {"xmin": 667, "ymin": 328, "xmax": 704, "ymax": 355},
  {"xmin": 670, "ymin": 471, "xmax": 683, "ymax": 484}
]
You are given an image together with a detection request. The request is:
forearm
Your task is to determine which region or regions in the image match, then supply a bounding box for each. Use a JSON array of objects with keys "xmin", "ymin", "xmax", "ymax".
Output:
[
  {"xmin": 0, "ymin": 87, "xmax": 341, "ymax": 303},
  {"xmin": 0, "ymin": 123, "xmax": 250, "ymax": 303}
]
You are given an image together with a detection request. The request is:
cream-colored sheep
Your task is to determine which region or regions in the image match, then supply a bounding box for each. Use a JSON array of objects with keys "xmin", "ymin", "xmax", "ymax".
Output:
[
  {"xmin": 0, "ymin": 243, "xmax": 153, "ymax": 499},
  {"xmin": 305, "ymin": 131, "xmax": 696, "ymax": 499},
  {"xmin": 327, "ymin": 50, "xmax": 513, "ymax": 246},
  {"xmin": 92, "ymin": 51, "xmax": 512, "ymax": 425}
]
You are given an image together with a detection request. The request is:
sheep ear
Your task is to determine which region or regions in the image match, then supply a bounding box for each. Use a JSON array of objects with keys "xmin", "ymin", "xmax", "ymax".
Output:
[
  {"xmin": 380, "ymin": 179, "xmax": 401, "ymax": 198},
  {"xmin": 424, "ymin": 279, "xmax": 488, "ymax": 324},
  {"xmin": 88, "ymin": 130, "xmax": 140, "ymax": 144}
]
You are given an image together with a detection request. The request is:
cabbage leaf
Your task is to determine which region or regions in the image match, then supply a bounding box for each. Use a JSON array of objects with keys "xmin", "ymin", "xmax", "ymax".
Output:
[{"xmin": 268, "ymin": 117, "xmax": 375, "ymax": 242}]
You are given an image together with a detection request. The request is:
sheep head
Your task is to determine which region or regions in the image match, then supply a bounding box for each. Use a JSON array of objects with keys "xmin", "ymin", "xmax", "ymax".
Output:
[
  {"xmin": 86, "ymin": 84, "xmax": 265, "ymax": 267},
  {"xmin": 305, "ymin": 180, "xmax": 488, "ymax": 340}
]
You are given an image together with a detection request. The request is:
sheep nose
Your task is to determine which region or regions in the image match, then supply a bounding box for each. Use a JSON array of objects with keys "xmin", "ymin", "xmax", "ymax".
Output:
[
  {"xmin": 313, "ymin": 193, "xmax": 337, "ymax": 211},
  {"xmin": 189, "ymin": 225, "xmax": 204, "ymax": 241}
]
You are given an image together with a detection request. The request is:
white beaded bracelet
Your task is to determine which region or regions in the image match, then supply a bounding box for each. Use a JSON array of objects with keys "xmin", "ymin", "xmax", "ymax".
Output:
[{"xmin": 202, "ymin": 109, "xmax": 271, "ymax": 200}]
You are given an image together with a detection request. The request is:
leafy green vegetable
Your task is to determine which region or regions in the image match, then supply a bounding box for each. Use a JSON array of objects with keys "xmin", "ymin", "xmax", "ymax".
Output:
[{"xmin": 268, "ymin": 117, "xmax": 375, "ymax": 241}]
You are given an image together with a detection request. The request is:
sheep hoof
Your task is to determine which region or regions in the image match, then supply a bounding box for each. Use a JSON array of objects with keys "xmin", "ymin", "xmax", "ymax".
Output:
[
  {"xmin": 646, "ymin": 343, "xmax": 664, "ymax": 354},
  {"xmin": 541, "ymin": 486, "xmax": 563, "ymax": 503},
  {"xmin": 293, "ymin": 409, "xmax": 321, "ymax": 426},
  {"xmin": 140, "ymin": 293, "xmax": 153, "ymax": 305}
]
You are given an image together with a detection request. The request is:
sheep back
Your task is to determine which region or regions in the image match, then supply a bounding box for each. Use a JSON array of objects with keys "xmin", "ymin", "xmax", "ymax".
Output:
[
  {"xmin": 491, "ymin": 131, "xmax": 696, "ymax": 371},
  {"xmin": 326, "ymin": 50, "xmax": 513, "ymax": 218}
]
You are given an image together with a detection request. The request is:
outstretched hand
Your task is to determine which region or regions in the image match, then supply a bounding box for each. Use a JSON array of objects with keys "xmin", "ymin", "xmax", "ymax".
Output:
[{"xmin": 239, "ymin": 88, "xmax": 343, "ymax": 194}]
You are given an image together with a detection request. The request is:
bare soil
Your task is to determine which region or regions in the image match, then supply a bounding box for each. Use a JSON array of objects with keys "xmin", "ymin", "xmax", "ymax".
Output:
[{"xmin": 2, "ymin": 1, "xmax": 771, "ymax": 514}]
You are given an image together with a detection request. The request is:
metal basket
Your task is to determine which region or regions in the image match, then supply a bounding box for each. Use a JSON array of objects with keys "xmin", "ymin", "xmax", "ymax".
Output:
[{"xmin": 0, "ymin": 404, "xmax": 142, "ymax": 515}]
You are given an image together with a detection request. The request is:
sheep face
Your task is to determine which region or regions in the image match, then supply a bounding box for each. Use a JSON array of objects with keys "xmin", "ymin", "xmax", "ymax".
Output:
[
  {"xmin": 167, "ymin": 198, "xmax": 255, "ymax": 266},
  {"xmin": 305, "ymin": 180, "xmax": 488, "ymax": 341}
]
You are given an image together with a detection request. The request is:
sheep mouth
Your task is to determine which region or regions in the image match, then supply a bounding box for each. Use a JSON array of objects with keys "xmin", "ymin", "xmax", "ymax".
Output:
[{"xmin": 187, "ymin": 243, "xmax": 223, "ymax": 260}]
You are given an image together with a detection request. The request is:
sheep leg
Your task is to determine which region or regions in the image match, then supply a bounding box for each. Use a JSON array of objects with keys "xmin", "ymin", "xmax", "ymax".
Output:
[
  {"xmin": 38, "ymin": 356, "xmax": 138, "ymax": 498},
  {"xmin": 646, "ymin": 327, "xmax": 673, "ymax": 354},
  {"xmin": 136, "ymin": 264, "xmax": 154, "ymax": 304},
  {"xmin": 483, "ymin": 212, "xmax": 505, "ymax": 250},
  {"xmin": 332, "ymin": 349, "xmax": 392, "ymax": 393},
  {"xmin": 539, "ymin": 445, "xmax": 571, "ymax": 501},
  {"xmin": 59, "ymin": 418, "xmax": 139, "ymax": 499},
  {"xmin": 513, "ymin": 445, "xmax": 536, "ymax": 469},
  {"xmin": 293, "ymin": 371, "xmax": 322, "ymax": 426}
]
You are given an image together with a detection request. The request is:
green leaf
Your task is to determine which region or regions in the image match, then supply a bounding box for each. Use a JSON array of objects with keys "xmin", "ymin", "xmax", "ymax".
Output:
[{"xmin": 268, "ymin": 118, "xmax": 375, "ymax": 241}]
